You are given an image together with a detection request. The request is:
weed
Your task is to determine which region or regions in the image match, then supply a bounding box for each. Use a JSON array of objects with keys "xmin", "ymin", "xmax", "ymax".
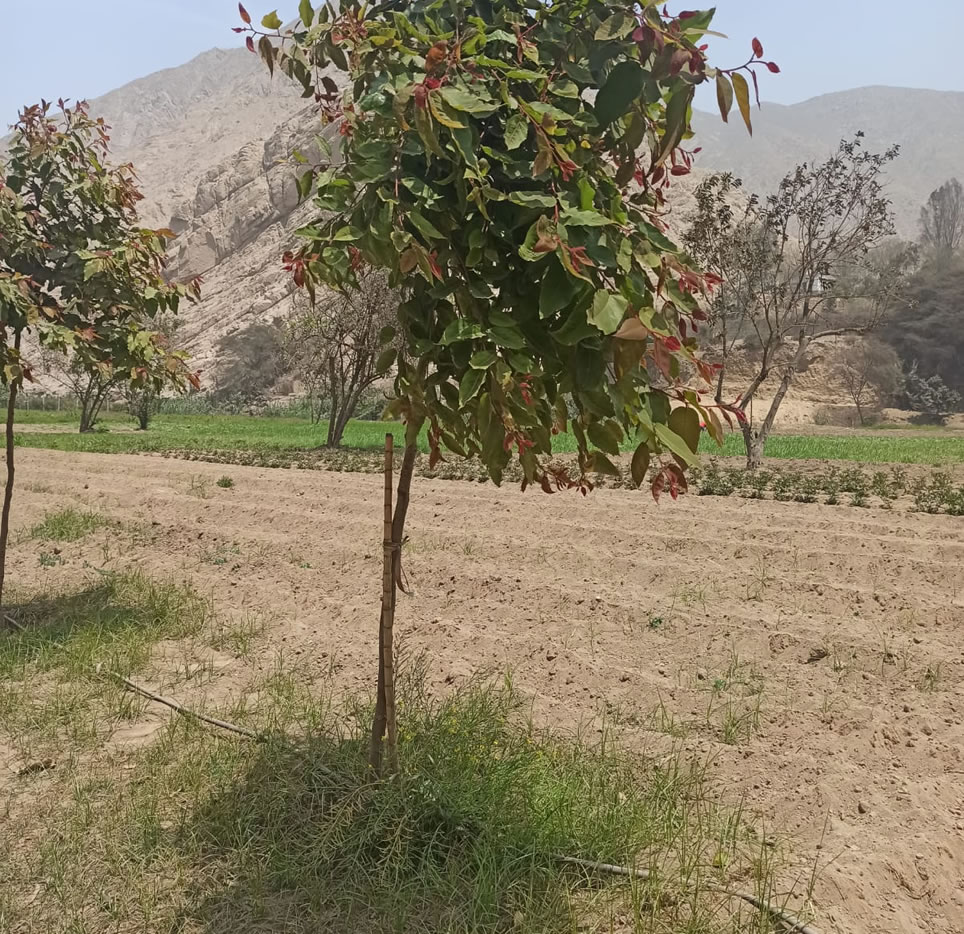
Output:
[
  {"xmin": 187, "ymin": 474, "xmax": 212, "ymax": 499},
  {"xmin": 216, "ymin": 475, "xmax": 235, "ymax": 489},
  {"xmin": 918, "ymin": 664, "xmax": 943, "ymax": 692},
  {"xmin": 0, "ymin": 666, "xmax": 789, "ymax": 934},
  {"xmin": 38, "ymin": 552, "xmax": 64, "ymax": 568},
  {"xmin": 28, "ymin": 508, "xmax": 108, "ymax": 543}
]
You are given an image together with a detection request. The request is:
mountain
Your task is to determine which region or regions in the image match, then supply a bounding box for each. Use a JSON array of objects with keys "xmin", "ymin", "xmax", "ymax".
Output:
[
  {"xmin": 21, "ymin": 51, "xmax": 964, "ymax": 378},
  {"xmin": 691, "ymin": 86, "xmax": 964, "ymax": 238},
  {"xmin": 88, "ymin": 47, "xmax": 308, "ymax": 227}
]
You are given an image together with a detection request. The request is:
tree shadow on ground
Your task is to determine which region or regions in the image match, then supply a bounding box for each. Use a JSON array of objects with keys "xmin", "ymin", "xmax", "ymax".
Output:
[
  {"xmin": 0, "ymin": 571, "xmax": 206, "ymax": 676},
  {"xmin": 173, "ymin": 677, "xmax": 679, "ymax": 934}
]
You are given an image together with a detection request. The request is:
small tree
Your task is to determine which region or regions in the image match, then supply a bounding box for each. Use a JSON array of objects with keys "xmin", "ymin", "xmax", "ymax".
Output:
[
  {"xmin": 0, "ymin": 100, "xmax": 199, "ymax": 605},
  {"xmin": 243, "ymin": 0, "xmax": 775, "ymax": 772},
  {"xmin": 686, "ymin": 138, "xmax": 915, "ymax": 467},
  {"xmin": 920, "ymin": 178, "xmax": 964, "ymax": 265},
  {"xmin": 902, "ymin": 362, "xmax": 961, "ymax": 423},
  {"xmin": 285, "ymin": 266, "xmax": 397, "ymax": 446},
  {"xmin": 831, "ymin": 338, "xmax": 902, "ymax": 426},
  {"xmin": 41, "ymin": 348, "xmax": 121, "ymax": 432},
  {"xmin": 213, "ymin": 319, "xmax": 285, "ymax": 410}
]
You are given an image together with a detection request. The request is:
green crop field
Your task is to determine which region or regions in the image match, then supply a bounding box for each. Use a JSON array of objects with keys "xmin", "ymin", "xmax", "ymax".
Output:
[{"xmin": 11, "ymin": 410, "xmax": 964, "ymax": 465}]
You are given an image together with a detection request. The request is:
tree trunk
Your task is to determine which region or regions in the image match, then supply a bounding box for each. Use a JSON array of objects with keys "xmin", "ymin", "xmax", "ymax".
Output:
[
  {"xmin": 368, "ymin": 434, "xmax": 419, "ymax": 775},
  {"xmin": 0, "ymin": 338, "xmax": 22, "ymax": 609}
]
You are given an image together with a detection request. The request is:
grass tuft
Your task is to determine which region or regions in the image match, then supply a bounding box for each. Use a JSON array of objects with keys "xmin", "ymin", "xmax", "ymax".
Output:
[
  {"xmin": 0, "ymin": 656, "xmax": 791, "ymax": 934},
  {"xmin": 27, "ymin": 508, "xmax": 109, "ymax": 543}
]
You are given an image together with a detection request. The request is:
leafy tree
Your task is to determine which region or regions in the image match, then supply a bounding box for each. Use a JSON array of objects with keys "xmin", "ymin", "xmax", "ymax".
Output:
[
  {"xmin": 242, "ymin": 0, "xmax": 774, "ymax": 771},
  {"xmin": 284, "ymin": 266, "xmax": 397, "ymax": 446},
  {"xmin": 686, "ymin": 139, "xmax": 915, "ymax": 468},
  {"xmin": 902, "ymin": 362, "xmax": 961, "ymax": 423},
  {"xmin": 41, "ymin": 346, "xmax": 121, "ymax": 432},
  {"xmin": 881, "ymin": 258, "xmax": 964, "ymax": 397},
  {"xmin": 213, "ymin": 319, "xmax": 286, "ymax": 409},
  {"xmin": 920, "ymin": 178, "xmax": 964, "ymax": 265},
  {"xmin": 123, "ymin": 316, "xmax": 182, "ymax": 430},
  {"xmin": 0, "ymin": 100, "xmax": 199, "ymax": 605},
  {"xmin": 830, "ymin": 338, "xmax": 902, "ymax": 426}
]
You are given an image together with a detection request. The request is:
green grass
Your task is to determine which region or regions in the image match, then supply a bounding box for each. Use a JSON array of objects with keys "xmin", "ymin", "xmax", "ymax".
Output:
[
  {"xmin": 0, "ymin": 571, "xmax": 210, "ymax": 754},
  {"xmin": 27, "ymin": 507, "xmax": 110, "ymax": 543},
  {"xmin": 14, "ymin": 410, "xmax": 964, "ymax": 465},
  {"xmin": 0, "ymin": 653, "xmax": 790, "ymax": 934}
]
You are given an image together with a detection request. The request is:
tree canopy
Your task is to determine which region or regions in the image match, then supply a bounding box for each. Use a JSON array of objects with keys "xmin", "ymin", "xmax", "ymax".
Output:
[
  {"xmin": 0, "ymin": 101, "xmax": 199, "ymax": 393},
  {"xmin": 239, "ymin": 0, "xmax": 776, "ymax": 497}
]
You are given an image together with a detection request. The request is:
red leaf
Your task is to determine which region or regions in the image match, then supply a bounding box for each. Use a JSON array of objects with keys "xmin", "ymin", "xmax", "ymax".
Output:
[
  {"xmin": 632, "ymin": 25, "xmax": 646, "ymax": 42},
  {"xmin": 751, "ymin": 68, "xmax": 761, "ymax": 108},
  {"xmin": 663, "ymin": 336, "xmax": 682, "ymax": 352},
  {"xmin": 246, "ymin": 35, "xmax": 255, "ymax": 52},
  {"xmin": 670, "ymin": 165, "xmax": 690, "ymax": 176},
  {"xmin": 752, "ymin": 37, "xmax": 763, "ymax": 58},
  {"xmin": 231, "ymin": 27, "xmax": 244, "ymax": 33},
  {"xmin": 766, "ymin": 61, "xmax": 781, "ymax": 73},
  {"xmin": 679, "ymin": 10, "xmax": 697, "ymax": 18},
  {"xmin": 239, "ymin": 3, "xmax": 251, "ymax": 24},
  {"xmin": 651, "ymin": 471, "xmax": 666, "ymax": 503}
]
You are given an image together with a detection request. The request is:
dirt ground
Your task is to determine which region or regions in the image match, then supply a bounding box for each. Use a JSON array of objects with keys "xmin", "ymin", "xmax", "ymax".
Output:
[{"xmin": 7, "ymin": 448, "xmax": 964, "ymax": 934}]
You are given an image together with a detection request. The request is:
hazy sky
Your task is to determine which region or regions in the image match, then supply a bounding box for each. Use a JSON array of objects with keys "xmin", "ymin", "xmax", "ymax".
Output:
[{"xmin": 3, "ymin": 0, "xmax": 963, "ymax": 128}]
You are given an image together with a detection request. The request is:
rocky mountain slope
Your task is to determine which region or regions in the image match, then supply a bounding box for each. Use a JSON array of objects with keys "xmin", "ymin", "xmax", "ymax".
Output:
[
  {"xmin": 692, "ymin": 86, "xmax": 964, "ymax": 239},
  {"xmin": 72, "ymin": 50, "xmax": 964, "ymax": 379}
]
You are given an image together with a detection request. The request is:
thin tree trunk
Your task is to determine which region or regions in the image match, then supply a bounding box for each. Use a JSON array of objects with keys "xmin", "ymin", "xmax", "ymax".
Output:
[
  {"xmin": 368, "ymin": 433, "xmax": 420, "ymax": 775},
  {"xmin": 0, "ymin": 336, "xmax": 22, "ymax": 609},
  {"xmin": 369, "ymin": 434, "xmax": 395, "ymax": 774}
]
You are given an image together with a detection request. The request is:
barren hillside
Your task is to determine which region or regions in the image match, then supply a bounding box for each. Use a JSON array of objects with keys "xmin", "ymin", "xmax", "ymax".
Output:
[{"xmin": 50, "ymin": 51, "xmax": 964, "ymax": 393}]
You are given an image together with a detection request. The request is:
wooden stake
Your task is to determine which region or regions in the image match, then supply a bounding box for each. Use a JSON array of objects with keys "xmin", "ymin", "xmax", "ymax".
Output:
[{"xmin": 381, "ymin": 433, "xmax": 399, "ymax": 771}]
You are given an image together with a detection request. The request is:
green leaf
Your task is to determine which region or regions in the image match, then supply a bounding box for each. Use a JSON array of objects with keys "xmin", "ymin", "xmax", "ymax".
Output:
[
  {"xmin": 508, "ymin": 191, "xmax": 558, "ymax": 209},
  {"xmin": 589, "ymin": 290, "xmax": 629, "ymax": 335},
  {"xmin": 415, "ymin": 104, "xmax": 444, "ymax": 157},
  {"xmin": 591, "ymin": 453, "xmax": 621, "ymax": 476},
  {"xmin": 654, "ymin": 423, "xmax": 699, "ymax": 467},
  {"xmin": 668, "ymin": 405, "xmax": 702, "ymax": 456},
  {"xmin": 261, "ymin": 10, "xmax": 282, "ymax": 29},
  {"xmin": 595, "ymin": 61, "xmax": 646, "ymax": 128},
  {"xmin": 298, "ymin": 0, "xmax": 313, "ymax": 26},
  {"xmin": 595, "ymin": 12, "xmax": 635, "ymax": 40},
  {"xmin": 459, "ymin": 367, "xmax": 487, "ymax": 407},
  {"xmin": 469, "ymin": 349, "xmax": 498, "ymax": 369},
  {"xmin": 408, "ymin": 209, "xmax": 445, "ymax": 240},
  {"xmin": 504, "ymin": 113, "xmax": 528, "ymax": 150},
  {"xmin": 488, "ymin": 324, "xmax": 527, "ymax": 350},
  {"xmin": 731, "ymin": 71, "xmax": 752, "ymax": 135},
  {"xmin": 561, "ymin": 208, "xmax": 611, "ymax": 227},
  {"xmin": 440, "ymin": 319, "xmax": 484, "ymax": 345},
  {"xmin": 375, "ymin": 347, "xmax": 396, "ymax": 375},
  {"xmin": 587, "ymin": 419, "xmax": 623, "ymax": 455},
  {"xmin": 653, "ymin": 84, "xmax": 694, "ymax": 167},
  {"xmin": 716, "ymin": 73, "xmax": 733, "ymax": 123},
  {"xmin": 548, "ymin": 78, "xmax": 579, "ymax": 99},
  {"xmin": 440, "ymin": 86, "xmax": 496, "ymax": 114},
  {"xmin": 630, "ymin": 443, "xmax": 651, "ymax": 488},
  {"xmin": 539, "ymin": 259, "xmax": 572, "ymax": 318}
]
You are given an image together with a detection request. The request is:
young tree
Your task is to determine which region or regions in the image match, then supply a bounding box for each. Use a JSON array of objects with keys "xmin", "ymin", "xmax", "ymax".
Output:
[
  {"xmin": 213, "ymin": 319, "xmax": 286, "ymax": 410},
  {"xmin": 0, "ymin": 100, "xmax": 199, "ymax": 606},
  {"xmin": 41, "ymin": 348, "xmax": 122, "ymax": 432},
  {"xmin": 920, "ymin": 178, "xmax": 964, "ymax": 265},
  {"xmin": 686, "ymin": 138, "xmax": 914, "ymax": 467},
  {"xmin": 831, "ymin": 338, "xmax": 902, "ymax": 426},
  {"xmin": 902, "ymin": 362, "xmax": 961, "ymax": 423},
  {"xmin": 242, "ymin": 0, "xmax": 775, "ymax": 771},
  {"xmin": 284, "ymin": 266, "xmax": 397, "ymax": 446}
]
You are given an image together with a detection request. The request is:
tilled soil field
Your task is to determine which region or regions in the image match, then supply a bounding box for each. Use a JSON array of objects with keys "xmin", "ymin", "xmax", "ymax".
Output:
[{"xmin": 5, "ymin": 449, "xmax": 964, "ymax": 934}]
